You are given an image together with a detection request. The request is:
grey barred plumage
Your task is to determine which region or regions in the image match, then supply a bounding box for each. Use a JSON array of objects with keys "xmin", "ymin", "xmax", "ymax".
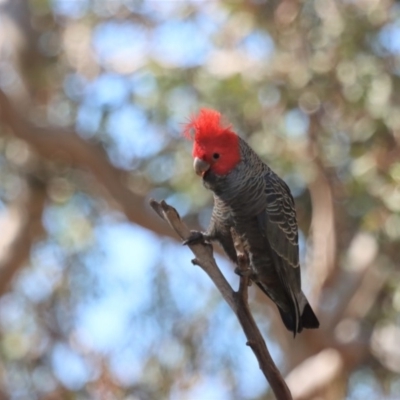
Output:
[{"xmin": 184, "ymin": 109, "xmax": 319, "ymax": 335}]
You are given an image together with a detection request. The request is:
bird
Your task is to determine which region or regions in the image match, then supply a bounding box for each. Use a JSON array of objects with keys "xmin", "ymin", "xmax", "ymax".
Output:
[{"xmin": 183, "ymin": 108, "xmax": 319, "ymax": 335}]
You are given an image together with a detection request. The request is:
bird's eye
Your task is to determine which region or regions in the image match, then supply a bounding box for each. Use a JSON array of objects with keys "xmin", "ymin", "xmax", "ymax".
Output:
[{"xmin": 213, "ymin": 153, "xmax": 220, "ymax": 160}]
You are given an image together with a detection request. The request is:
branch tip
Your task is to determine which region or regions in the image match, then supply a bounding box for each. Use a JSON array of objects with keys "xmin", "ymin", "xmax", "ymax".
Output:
[{"xmin": 149, "ymin": 198, "xmax": 165, "ymax": 220}]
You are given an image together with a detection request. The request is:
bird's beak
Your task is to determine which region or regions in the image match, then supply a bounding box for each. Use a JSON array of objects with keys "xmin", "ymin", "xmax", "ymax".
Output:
[{"xmin": 193, "ymin": 157, "xmax": 210, "ymax": 177}]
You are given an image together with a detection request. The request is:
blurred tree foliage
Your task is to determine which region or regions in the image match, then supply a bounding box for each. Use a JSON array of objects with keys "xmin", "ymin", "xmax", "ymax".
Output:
[{"xmin": 0, "ymin": 0, "xmax": 400, "ymax": 399}]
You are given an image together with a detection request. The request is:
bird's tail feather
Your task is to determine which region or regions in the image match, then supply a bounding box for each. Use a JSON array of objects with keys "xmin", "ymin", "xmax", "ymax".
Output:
[
  {"xmin": 301, "ymin": 303, "xmax": 319, "ymax": 329},
  {"xmin": 277, "ymin": 307, "xmax": 297, "ymax": 333},
  {"xmin": 277, "ymin": 297, "xmax": 319, "ymax": 334}
]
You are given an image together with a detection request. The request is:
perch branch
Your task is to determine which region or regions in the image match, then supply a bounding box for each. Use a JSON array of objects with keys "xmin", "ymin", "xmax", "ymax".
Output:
[
  {"xmin": 150, "ymin": 199, "xmax": 292, "ymax": 400},
  {"xmin": 231, "ymin": 227, "xmax": 251, "ymax": 299}
]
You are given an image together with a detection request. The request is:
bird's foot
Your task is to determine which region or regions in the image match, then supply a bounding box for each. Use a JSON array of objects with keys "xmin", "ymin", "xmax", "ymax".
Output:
[
  {"xmin": 183, "ymin": 231, "xmax": 211, "ymax": 246},
  {"xmin": 234, "ymin": 267, "xmax": 253, "ymax": 287},
  {"xmin": 234, "ymin": 266, "xmax": 253, "ymax": 278}
]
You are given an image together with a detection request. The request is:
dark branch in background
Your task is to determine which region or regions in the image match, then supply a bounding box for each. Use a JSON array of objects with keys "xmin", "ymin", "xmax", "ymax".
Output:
[
  {"xmin": 150, "ymin": 199, "xmax": 292, "ymax": 400},
  {"xmin": 0, "ymin": 89, "xmax": 176, "ymax": 242},
  {"xmin": 0, "ymin": 175, "xmax": 46, "ymax": 296},
  {"xmin": 307, "ymin": 114, "xmax": 336, "ymax": 303}
]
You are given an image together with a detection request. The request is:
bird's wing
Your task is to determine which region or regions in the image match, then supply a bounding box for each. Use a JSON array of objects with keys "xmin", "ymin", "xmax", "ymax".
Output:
[
  {"xmin": 257, "ymin": 171, "xmax": 301, "ymax": 331},
  {"xmin": 259, "ymin": 171, "xmax": 300, "ymax": 269}
]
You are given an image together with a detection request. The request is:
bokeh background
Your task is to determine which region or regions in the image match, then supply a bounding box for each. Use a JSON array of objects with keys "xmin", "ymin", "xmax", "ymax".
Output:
[{"xmin": 0, "ymin": 0, "xmax": 399, "ymax": 399}]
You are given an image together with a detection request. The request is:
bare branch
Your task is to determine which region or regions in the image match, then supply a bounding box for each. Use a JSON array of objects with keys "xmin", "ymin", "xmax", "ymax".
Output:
[
  {"xmin": 150, "ymin": 199, "xmax": 292, "ymax": 400},
  {"xmin": 150, "ymin": 199, "xmax": 235, "ymax": 309},
  {"xmin": 231, "ymin": 227, "xmax": 251, "ymax": 299}
]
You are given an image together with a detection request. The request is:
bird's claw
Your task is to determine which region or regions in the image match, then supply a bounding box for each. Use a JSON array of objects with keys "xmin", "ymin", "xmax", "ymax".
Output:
[
  {"xmin": 234, "ymin": 267, "xmax": 253, "ymax": 286},
  {"xmin": 234, "ymin": 266, "xmax": 252, "ymax": 277},
  {"xmin": 183, "ymin": 231, "xmax": 207, "ymax": 246}
]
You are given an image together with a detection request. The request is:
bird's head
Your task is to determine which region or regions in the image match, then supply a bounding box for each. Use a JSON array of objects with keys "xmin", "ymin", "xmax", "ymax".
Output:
[{"xmin": 184, "ymin": 108, "xmax": 240, "ymax": 177}]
